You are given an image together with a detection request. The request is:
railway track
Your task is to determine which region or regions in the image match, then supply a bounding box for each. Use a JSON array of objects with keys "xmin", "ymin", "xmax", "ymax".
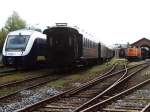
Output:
[
  {"xmin": 83, "ymin": 79, "xmax": 150, "ymax": 112},
  {"xmin": 0, "ymin": 63, "xmax": 115, "ymax": 100},
  {"xmin": 15, "ymin": 63, "xmax": 147, "ymax": 112},
  {"xmin": 0, "ymin": 63, "xmax": 116, "ymax": 112},
  {"xmin": 141, "ymin": 103, "xmax": 150, "ymax": 112},
  {"xmin": 0, "ymin": 74, "xmax": 65, "ymax": 112},
  {"xmin": 78, "ymin": 64, "xmax": 150, "ymax": 112},
  {"xmin": 0, "ymin": 69, "xmax": 59, "ymax": 100}
]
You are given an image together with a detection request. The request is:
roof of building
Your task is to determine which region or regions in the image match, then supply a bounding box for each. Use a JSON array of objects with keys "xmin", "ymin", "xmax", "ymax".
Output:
[{"xmin": 131, "ymin": 38, "xmax": 150, "ymax": 47}]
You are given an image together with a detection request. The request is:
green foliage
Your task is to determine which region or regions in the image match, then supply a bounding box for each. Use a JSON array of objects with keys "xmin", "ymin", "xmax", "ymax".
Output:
[
  {"xmin": 4, "ymin": 11, "xmax": 26, "ymax": 32},
  {"xmin": 0, "ymin": 11, "xmax": 27, "ymax": 52},
  {"xmin": 0, "ymin": 28, "xmax": 7, "ymax": 51}
]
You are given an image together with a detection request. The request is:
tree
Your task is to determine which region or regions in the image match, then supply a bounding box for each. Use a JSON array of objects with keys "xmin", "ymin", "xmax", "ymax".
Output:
[
  {"xmin": 0, "ymin": 11, "xmax": 27, "ymax": 51},
  {"xmin": 4, "ymin": 11, "xmax": 26, "ymax": 32},
  {"xmin": 0, "ymin": 28, "xmax": 7, "ymax": 51}
]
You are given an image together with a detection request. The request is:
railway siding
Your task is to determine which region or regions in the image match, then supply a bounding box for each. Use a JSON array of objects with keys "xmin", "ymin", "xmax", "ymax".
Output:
[
  {"xmin": 103, "ymin": 66, "xmax": 150, "ymax": 112},
  {"xmin": 0, "ymin": 59, "xmax": 143, "ymax": 112},
  {"xmin": 0, "ymin": 60, "xmax": 119, "ymax": 112},
  {"xmin": 15, "ymin": 61, "xmax": 131, "ymax": 112},
  {"xmin": 79, "ymin": 64, "xmax": 150, "ymax": 112}
]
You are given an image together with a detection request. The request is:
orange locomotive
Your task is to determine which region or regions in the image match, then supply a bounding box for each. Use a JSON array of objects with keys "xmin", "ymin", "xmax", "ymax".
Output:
[
  {"xmin": 119, "ymin": 47, "xmax": 146, "ymax": 60},
  {"xmin": 126, "ymin": 47, "xmax": 142, "ymax": 60}
]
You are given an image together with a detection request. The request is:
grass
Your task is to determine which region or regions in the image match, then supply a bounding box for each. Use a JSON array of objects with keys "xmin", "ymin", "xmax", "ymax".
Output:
[
  {"xmin": 0, "ymin": 69, "xmax": 51, "ymax": 85},
  {"xmin": 0, "ymin": 69, "xmax": 52, "ymax": 96},
  {"xmin": 0, "ymin": 73, "xmax": 27, "ymax": 84},
  {"xmin": 47, "ymin": 58, "xmax": 126, "ymax": 89},
  {"xmin": 0, "ymin": 86, "xmax": 19, "ymax": 96}
]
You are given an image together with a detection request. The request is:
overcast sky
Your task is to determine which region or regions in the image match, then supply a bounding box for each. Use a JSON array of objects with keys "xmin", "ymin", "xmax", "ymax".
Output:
[{"xmin": 1, "ymin": 0, "xmax": 150, "ymax": 46}]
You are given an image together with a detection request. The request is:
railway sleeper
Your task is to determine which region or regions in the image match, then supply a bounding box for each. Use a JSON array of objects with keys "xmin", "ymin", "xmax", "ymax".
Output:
[
  {"xmin": 45, "ymin": 105, "xmax": 75, "ymax": 109},
  {"xmin": 102, "ymin": 107, "xmax": 142, "ymax": 112},
  {"xmin": 37, "ymin": 108, "xmax": 66, "ymax": 112},
  {"xmin": 46, "ymin": 103, "xmax": 79, "ymax": 107},
  {"xmin": 74, "ymin": 91, "xmax": 100, "ymax": 97}
]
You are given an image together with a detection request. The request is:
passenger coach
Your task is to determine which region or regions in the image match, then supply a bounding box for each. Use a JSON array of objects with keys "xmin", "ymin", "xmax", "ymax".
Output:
[{"xmin": 43, "ymin": 23, "xmax": 113, "ymax": 67}]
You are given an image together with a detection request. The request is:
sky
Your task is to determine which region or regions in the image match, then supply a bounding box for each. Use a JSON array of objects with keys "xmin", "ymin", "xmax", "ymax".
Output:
[{"xmin": 1, "ymin": 0, "xmax": 150, "ymax": 47}]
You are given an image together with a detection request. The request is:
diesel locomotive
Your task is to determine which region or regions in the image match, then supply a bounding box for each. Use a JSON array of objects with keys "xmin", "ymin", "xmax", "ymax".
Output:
[{"xmin": 119, "ymin": 47, "xmax": 150, "ymax": 60}]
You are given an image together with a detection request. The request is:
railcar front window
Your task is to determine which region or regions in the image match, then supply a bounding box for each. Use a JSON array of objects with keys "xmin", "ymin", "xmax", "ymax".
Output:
[{"xmin": 6, "ymin": 35, "xmax": 30, "ymax": 51}]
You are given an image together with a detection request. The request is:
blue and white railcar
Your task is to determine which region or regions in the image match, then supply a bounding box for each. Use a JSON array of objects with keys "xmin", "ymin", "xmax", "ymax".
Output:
[{"xmin": 2, "ymin": 29, "xmax": 47, "ymax": 67}]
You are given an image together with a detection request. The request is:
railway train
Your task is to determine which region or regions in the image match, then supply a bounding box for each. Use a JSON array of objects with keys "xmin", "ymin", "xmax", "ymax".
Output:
[
  {"xmin": 2, "ymin": 29, "xmax": 48, "ymax": 67},
  {"xmin": 43, "ymin": 23, "xmax": 114, "ymax": 67},
  {"xmin": 2, "ymin": 23, "xmax": 114, "ymax": 67},
  {"xmin": 119, "ymin": 47, "xmax": 149, "ymax": 60}
]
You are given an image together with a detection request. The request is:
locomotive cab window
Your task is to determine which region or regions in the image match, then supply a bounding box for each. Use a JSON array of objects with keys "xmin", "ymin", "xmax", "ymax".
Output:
[{"xmin": 6, "ymin": 35, "xmax": 30, "ymax": 51}]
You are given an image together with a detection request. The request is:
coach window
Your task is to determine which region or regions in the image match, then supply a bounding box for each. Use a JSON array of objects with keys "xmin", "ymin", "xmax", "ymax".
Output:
[
  {"xmin": 88, "ymin": 39, "xmax": 89, "ymax": 48},
  {"xmin": 85, "ymin": 38, "xmax": 87, "ymax": 48},
  {"xmin": 86, "ymin": 39, "xmax": 88, "ymax": 48},
  {"xmin": 94, "ymin": 43, "xmax": 96, "ymax": 48},
  {"xmin": 49, "ymin": 38, "xmax": 53, "ymax": 46},
  {"xmin": 90, "ymin": 40, "xmax": 91, "ymax": 48},
  {"xmin": 87, "ymin": 40, "xmax": 88, "ymax": 48},
  {"xmin": 83, "ymin": 38, "xmax": 85, "ymax": 47},
  {"xmin": 87, "ymin": 39, "xmax": 88, "ymax": 48},
  {"xmin": 69, "ymin": 37, "xmax": 72, "ymax": 46},
  {"xmin": 84, "ymin": 38, "xmax": 86, "ymax": 47},
  {"xmin": 86, "ymin": 39, "xmax": 89, "ymax": 48}
]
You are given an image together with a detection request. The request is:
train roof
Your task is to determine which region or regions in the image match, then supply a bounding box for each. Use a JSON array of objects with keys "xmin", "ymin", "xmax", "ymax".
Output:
[
  {"xmin": 8, "ymin": 29, "xmax": 41, "ymax": 36},
  {"xmin": 43, "ymin": 26, "xmax": 79, "ymax": 35},
  {"xmin": 43, "ymin": 23, "xmax": 79, "ymax": 34}
]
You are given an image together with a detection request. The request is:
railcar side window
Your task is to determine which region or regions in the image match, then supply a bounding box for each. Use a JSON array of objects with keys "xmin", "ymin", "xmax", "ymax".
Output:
[{"xmin": 36, "ymin": 38, "xmax": 47, "ymax": 49}]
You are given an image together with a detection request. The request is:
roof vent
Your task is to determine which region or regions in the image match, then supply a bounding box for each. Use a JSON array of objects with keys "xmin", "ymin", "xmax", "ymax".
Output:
[{"xmin": 56, "ymin": 23, "xmax": 67, "ymax": 26}]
